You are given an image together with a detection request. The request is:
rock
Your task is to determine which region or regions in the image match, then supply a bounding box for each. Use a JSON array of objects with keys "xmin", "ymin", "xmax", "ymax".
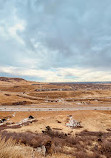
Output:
[{"xmin": 28, "ymin": 115, "xmax": 34, "ymax": 119}]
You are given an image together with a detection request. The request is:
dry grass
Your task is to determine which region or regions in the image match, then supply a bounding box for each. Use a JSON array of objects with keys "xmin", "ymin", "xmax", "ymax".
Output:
[
  {"xmin": 0, "ymin": 77, "xmax": 111, "ymax": 106},
  {"xmin": 4, "ymin": 110, "xmax": 111, "ymax": 135},
  {"xmin": 0, "ymin": 132, "xmax": 75, "ymax": 158},
  {"xmin": 0, "ymin": 135, "xmax": 49, "ymax": 158},
  {"xmin": 0, "ymin": 137, "xmax": 30, "ymax": 158},
  {"xmin": 1, "ymin": 128, "xmax": 111, "ymax": 158}
]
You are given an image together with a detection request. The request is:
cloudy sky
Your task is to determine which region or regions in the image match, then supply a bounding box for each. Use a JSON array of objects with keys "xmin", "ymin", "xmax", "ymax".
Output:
[{"xmin": 0, "ymin": 0, "xmax": 111, "ymax": 82}]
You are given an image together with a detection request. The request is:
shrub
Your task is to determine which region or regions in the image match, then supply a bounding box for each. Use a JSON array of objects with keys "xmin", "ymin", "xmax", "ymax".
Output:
[
  {"xmin": 0, "ymin": 137, "xmax": 25, "ymax": 158},
  {"xmin": 100, "ymin": 141, "xmax": 111, "ymax": 158}
]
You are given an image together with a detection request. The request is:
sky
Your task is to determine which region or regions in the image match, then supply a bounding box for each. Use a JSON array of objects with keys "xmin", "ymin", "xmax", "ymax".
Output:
[{"xmin": 0, "ymin": 0, "xmax": 111, "ymax": 82}]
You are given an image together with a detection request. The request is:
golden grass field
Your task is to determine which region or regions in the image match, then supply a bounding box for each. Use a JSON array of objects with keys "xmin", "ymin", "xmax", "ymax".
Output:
[
  {"xmin": 0, "ymin": 77, "xmax": 111, "ymax": 107},
  {"xmin": 0, "ymin": 110, "xmax": 111, "ymax": 158},
  {"xmin": 0, "ymin": 77, "xmax": 111, "ymax": 158},
  {"xmin": 0, "ymin": 110, "xmax": 111, "ymax": 133}
]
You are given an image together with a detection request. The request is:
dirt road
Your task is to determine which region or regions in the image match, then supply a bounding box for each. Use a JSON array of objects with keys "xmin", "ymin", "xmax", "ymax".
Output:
[{"xmin": 0, "ymin": 106, "xmax": 111, "ymax": 111}]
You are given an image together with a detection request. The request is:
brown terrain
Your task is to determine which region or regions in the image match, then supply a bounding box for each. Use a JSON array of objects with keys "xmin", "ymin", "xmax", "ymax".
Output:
[
  {"xmin": 0, "ymin": 77, "xmax": 111, "ymax": 107},
  {"xmin": 0, "ymin": 77, "xmax": 111, "ymax": 158}
]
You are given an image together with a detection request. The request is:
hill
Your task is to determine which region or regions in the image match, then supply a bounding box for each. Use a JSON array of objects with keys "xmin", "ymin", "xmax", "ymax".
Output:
[{"xmin": 0, "ymin": 77, "xmax": 111, "ymax": 107}]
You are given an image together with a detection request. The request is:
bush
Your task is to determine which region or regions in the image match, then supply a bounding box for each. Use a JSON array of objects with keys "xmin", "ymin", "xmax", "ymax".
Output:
[
  {"xmin": 1, "ymin": 129, "xmax": 111, "ymax": 158},
  {"xmin": 0, "ymin": 137, "xmax": 26, "ymax": 158},
  {"xmin": 100, "ymin": 141, "xmax": 111, "ymax": 158}
]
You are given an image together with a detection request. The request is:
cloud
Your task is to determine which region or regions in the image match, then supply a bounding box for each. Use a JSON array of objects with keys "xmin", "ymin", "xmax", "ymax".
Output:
[
  {"xmin": 0, "ymin": 0, "xmax": 111, "ymax": 81},
  {"xmin": 0, "ymin": 66, "xmax": 111, "ymax": 82}
]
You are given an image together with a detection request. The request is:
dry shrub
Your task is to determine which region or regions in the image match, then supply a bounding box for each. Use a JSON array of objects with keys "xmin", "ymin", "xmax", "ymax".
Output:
[
  {"xmin": 92, "ymin": 153, "xmax": 102, "ymax": 158},
  {"xmin": 66, "ymin": 137, "xmax": 78, "ymax": 146},
  {"xmin": 43, "ymin": 127, "xmax": 67, "ymax": 139},
  {"xmin": 74, "ymin": 151, "xmax": 89, "ymax": 158},
  {"xmin": 77, "ymin": 130, "xmax": 103, "ymax": 137},
  {"xmin": 53, "ymin": 137, "xmax": 66, "ymax": 146},
  {"xmin": 0, "ymin": 134, "xmax": 45, "ymax": 158},
  {"xmin": 1, "ymin": 131, "xmax": 51, "ymax": 148},
  {"xmin": 0, "ymin": 137, "xmax": 26, "ymax": 158},
  {"xmin": 74, "ymin": 152, "xmax": 102, "ymax": 158},
  {"xmin": 1, "ymin": 129, "xmax": 111, "ymax": 158},
  {"xmin": 47, "ymin": 153, "xmax": 74, "ymax": 158},
  {"xmin": 100, "ymin": 141, "xmax": 111, "ymax": 158}
]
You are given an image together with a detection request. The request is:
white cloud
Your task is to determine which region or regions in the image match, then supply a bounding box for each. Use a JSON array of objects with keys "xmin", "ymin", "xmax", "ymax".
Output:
[{"xmin": 0, "ymin": 66, "xmax": 111, "ymax": 82}]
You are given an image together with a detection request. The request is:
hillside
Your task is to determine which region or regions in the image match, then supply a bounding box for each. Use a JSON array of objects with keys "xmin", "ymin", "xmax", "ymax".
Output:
[{"xmin": 0, "ymin": 77, "xmax": 111, "ymax": 107}]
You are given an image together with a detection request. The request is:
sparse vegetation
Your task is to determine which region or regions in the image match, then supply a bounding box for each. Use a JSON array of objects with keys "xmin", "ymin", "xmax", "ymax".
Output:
[
  {"xmin": 0, "ymin": 136, "xmax": 31, "ymax": 158},
  {"xmin": 0, "ymin": 77, "xmax": 111, "ymax": 106},
  {"xmin": 0, "ymin": 77, "xmax": 111, "ymax": 157},
  {"xmin": 0, "ymin": 128, "xmax": 111, "ymax": 158}
]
